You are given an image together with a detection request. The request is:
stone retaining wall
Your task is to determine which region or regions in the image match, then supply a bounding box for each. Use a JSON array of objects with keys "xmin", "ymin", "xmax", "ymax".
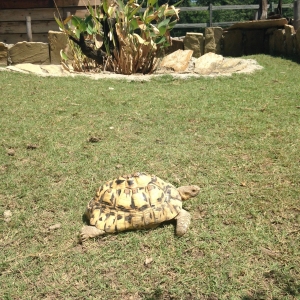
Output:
[{"xmin": 1, "ymin": 19, "xmax": 300, "ymax": 66}]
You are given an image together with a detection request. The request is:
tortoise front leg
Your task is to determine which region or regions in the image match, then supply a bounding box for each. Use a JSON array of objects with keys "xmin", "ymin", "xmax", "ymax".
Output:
[
  {"xmin": 80, "ymin": 225, "xmax": 105, "ymax": 242},
  {"xmin": 175, "ymin": 209, "xmax": 191, "ymax": 236}
]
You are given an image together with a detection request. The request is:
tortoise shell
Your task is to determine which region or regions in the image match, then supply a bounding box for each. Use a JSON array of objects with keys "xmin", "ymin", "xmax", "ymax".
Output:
[{"xmin": 86, "ymin": 172, "xmax": 183, "ymax": 233}]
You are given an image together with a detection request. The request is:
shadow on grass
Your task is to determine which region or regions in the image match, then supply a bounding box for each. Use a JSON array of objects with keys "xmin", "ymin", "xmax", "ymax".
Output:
[
  {"xmin": 269, "ymin": 53, "xmax": 300, "ymax": 64},
  {"xmin": 241, "ymin": 269, "xmax": 300, "ymax": 300},
  {"xmin": 264, "ymin": 269, "xmax": 300, "ymax": 297}
]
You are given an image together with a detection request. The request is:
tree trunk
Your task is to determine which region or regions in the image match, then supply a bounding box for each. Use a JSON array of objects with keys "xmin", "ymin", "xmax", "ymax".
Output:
[
  {"xmin": 294, "ymin": 0, "xmax": 300, "ymax": 30},
  {"xmin": 257, "ymin": 0, "xmax": 268, "ymax": 20}
]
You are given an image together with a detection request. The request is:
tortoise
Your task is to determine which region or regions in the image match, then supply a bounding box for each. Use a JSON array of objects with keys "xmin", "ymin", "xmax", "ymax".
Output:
[{"xmin": 80, "ymin": 172, "xmax": 200, "ymax": 241}]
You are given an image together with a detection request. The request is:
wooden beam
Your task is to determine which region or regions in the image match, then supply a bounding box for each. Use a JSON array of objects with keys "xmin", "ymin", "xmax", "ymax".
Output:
[
  {"xmin": 55, "ymin": 0, "xmax": 101, "ymax": 7},
  {"xmin": 0, "ymin": 8, "xmax": 63, "ymax": 22},
  {"xmin": 0, "ymin": 33, "xmax": 49, "ymax": 44},
  {"xmin": 0, "ymin": 0, "xmax": 55, "ymax": 9},
  {"xmin": 0, "ymin": 21, "xmax": 59, "ymax": 34}
]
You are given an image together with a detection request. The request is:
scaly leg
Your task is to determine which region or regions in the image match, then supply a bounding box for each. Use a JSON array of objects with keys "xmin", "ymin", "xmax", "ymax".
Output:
[
  {"xmin": 175, "ymin": 209, "xmax": 191, "ymax": 236},
  {"xmin": 80, "ymin": 225, "xmax": 105, "ymax": 242}
]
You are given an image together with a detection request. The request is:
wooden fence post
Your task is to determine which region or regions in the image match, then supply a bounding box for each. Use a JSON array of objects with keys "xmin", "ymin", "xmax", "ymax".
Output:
[
  {"xmin": 294, "ymin": 0, "xmax": 300, "ymax": 30},
  {"xmin": 209, "ymin": 3, "xmax": 212, "ymax": 27},
  {"xmin": 26, "ymin": 16, "xmax": 33, "ymax": 42}
]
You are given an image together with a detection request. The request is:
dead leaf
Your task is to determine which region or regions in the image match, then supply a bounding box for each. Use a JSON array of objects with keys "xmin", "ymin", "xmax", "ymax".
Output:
[{"xmin": 144, "ymin": 257, "xmax": 153, "ymax": 267}]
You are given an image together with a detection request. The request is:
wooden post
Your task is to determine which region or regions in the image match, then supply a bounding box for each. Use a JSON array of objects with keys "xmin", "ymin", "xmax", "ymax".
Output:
[
  {"xmin": 257, "ymin": 0, "xmax": 268, "ymax": 20},
  {"xmin": 209, "ymin": 3, "xmax": 212, "ymax": 27},
  {"xmin": 294, "ymin": 0, "xmax": 300, "ymax": 30},
  {"xmin": 26, "ymin": 16, "xmax": 32, "ymax": 42}
]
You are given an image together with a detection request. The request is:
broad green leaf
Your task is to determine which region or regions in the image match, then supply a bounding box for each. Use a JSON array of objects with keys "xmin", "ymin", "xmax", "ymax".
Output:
[
  {"xmin": 158, "ymin": 25, "xmax": 167, "ymax": 35},
  {"xmin": 128, "ymin": 4, "xmax": 142, "ymax": 20},
  {"xmin": 71, "ymin": 16, "xmax": 82, "ymax": 27},
  {"xmin": 155, "ymin": 36, "xmax": 166, "ymax": 44},
  {"xmin": 147, "ymin": 0, "xmax": 157, "ymax": 7},
  {"xmin": 88, "ymin": 4, "xmax": 94, "ymax": 17},
  {"xmin": 168, "ymin": 20, "xmax": 178, "ymax": 30},
  {"xmin": 86, "ymin": 23, "xmax": 94, "ymax": 35},
  {"xmin": 157, "ymin": 18, "xmax": 170, "ymax": 29},
  {"xmin": 145, "ymin": 14, "xmax": 157, "ymax": 24},
  {"xmin": 173, "ymin": 0, "xmax": 183, "ymax": 7},
  {"xmin": 75, "ymin": 28, "xmax": 81, "ymax": 39},
  {"xmin": 85, "ymin": 14, "xmax": 93, "ymax": 25},
  {"xmin": 102, "ymin": 0, "xmax": 109, "ymax": 14},
  {"xmin": 60, "ymin": 49, "xmax": 69, "ymax": 61},
  {"xmin": 54, "ymin": 14, "xmax": 65, "ymax": 30},
  {"xmin": 129, "ymin": 18, "xmax": 139, "ymax": 31},
  {"xmin": 157, "ymin": 4, "xmax": 167, "ymax": 18}
]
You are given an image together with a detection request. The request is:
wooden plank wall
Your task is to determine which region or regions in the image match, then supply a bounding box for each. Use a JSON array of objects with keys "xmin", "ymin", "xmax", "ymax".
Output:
[{"xmin": 0, "ymin": 0, "xmax": 101, "ymax": 44}]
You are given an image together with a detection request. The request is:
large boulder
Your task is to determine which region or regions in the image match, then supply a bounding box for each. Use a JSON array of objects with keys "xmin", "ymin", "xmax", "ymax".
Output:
[
  {"xmin": 194, "ymin": 52, "xmax": 224, "ymax": 75},
  {"xmin": 0, "ymin": 42, "xmax": 8, "ymax": 65},
  {"xmin": 284, "ymin": 25, "xmax": 296, "ymax": 56},
  {"xmin": 204, "ymin": 27, "xmax": 223, "ymax": 54},
  {"xmin": 48, "ymin": 31, "xmax": 69, "ymax": 64},
  {"xmin": 159, "ymin": 49, "xmax": 193, "ymax": 72},
  {"xmin": 223, "ymin": 30, "xmax": 243, "ymax": 57},
  {"xmin": 183, "ymin": 33, "xmax": 204, "ymax": 58},
  {"xmin": 8, "ymin": 42, "xmax": 50, "ymax": 65}
]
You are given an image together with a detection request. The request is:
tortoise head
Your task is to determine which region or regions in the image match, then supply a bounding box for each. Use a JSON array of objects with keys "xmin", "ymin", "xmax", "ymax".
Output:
[{"xmin": 177, "ymin": 185, "xmax": 200, "ymax": 201}]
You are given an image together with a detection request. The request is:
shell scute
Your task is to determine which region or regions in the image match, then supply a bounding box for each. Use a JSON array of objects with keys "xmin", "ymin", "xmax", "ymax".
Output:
[{"xmin": 87, "ymin": 173, "xmax": 182, "ymax": 233}]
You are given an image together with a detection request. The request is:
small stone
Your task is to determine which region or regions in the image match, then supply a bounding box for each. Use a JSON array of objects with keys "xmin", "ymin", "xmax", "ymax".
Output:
[
  {"xmin": 4, "ymin": 210, "xmax": 12, "ymax": 218},
  {"xmin": 144, "ymin": 257, "xmax": 153, "ymax": 267},
  {"xmin": 7, "ymin": 149, "xmax": 15, "ymax": 156},
  {"xmin": 4, "ymin": 210, "xmax": 12, "ymax": 222}
]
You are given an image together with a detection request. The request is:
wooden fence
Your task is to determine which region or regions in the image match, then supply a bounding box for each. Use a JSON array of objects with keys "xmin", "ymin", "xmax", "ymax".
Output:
[
  {"xmin": 0, "ymin": 1, "xmax": 294, "ymax": 44},
  {"xmin": 176, "ymin": 3, "xmax": 293, "ymax": 28}
]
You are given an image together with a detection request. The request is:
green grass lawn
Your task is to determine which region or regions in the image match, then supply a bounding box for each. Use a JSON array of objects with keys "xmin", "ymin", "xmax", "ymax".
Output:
[{"xmin": 0, "ymin": 55, "xmax": 299, "ymax": 299}]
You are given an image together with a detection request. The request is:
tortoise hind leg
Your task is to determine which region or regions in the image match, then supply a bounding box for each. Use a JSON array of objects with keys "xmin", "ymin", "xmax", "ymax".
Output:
[
  {"xmin": 175, "ymin": 209, "xmax": 191, "ymax": 236},
  {"xmin": 80, "ymin": 225, "xmax": 105, "ymax": 242}
]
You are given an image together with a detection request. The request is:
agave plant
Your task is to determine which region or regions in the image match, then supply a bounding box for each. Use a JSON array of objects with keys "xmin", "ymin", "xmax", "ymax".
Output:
[{"xmin": 54, "ymin": 0, "xmax": 180, "ymax": 75}]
